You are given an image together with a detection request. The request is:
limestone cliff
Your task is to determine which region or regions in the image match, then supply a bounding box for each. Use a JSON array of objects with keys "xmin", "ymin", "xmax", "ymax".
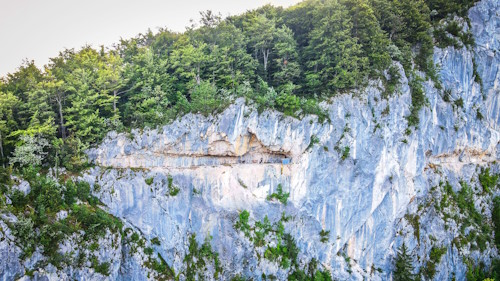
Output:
[{"xmin": 1, "ymin": 0, "xmax": 500, "ymax": 280}]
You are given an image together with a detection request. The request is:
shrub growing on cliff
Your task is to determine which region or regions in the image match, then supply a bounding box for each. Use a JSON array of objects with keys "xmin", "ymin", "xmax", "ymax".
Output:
[
  {"xmin": 493, "ymin": 197, "xmax": 500, "ymax": 248},
  {"xmin": 320, "ymin": 229, "xmax": 330, "ymax": 243},
  {"xmin": 276, "ymin": 88, "xmax": 301, "ymax": 117},
  {"xmin": 288, "ymin": 259, "xmax": 332, "ymax": 281},
  {"xmin": 235, "ymin": 210, "xmax": 251, "ymax": 237},
  {"xmin": 151, "ymin": 237, "xmax": 161, "ymax": 246},
  {"xmin": 145, "ymin": 177, "xmax": 154, "ymax": 185},
  {"xmin": 406, "ymin": 76, "xmax": 426, "ymax": 128},
  {"xmin": 464, "ymin": 259, "xmax": 500, "ymax": 281},
  {"xmin": 144, "ymin": 253, "xmax": 175, "ymax": 280},
  {"xmin": 184, "ymin": 234, "xmax": 223, "ymax": 280},
  {"xmin": 166, "ymin": 175, "xmax": 180, "ymax": 196},
  {"xmin": 91, "ymin": 258, "xmax": 111, "ymax": 276},
  {"xmin": 422, "ymin": 246, "xmax": 447, "ymax": 279},
  {"xmin": 479, "ymin": 168, "xmax": 498, "ymax": 194},
  {"xmin": 341, "ymin": 146, "xmax": 350, "ymax": 161},
  {"xmin": 307, "ymin": 135, "xmax": 320, "ymax": 151},
  {"xmin": 6, "ymin": 170, "xmax": 123, "ymax": 270},
  {"xmin": 267, "ymin": 184, "xmax": 290, "ymax": 205}
]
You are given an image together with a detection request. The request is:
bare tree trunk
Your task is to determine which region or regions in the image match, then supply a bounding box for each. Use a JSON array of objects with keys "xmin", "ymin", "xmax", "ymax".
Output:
[
  {"xmin": 196, "ymin": 65, "xmax": 201, "ymax": 85},
  {"xmin": 113, "ymin": 89, "xmax": 118, "ymax": 113},
  {"xmin": 55, "ymin": 149, "xmax": 58, "ymax": 177},
  {"xmin": 0, "ymin": 131, "xmax": 4, "ymax": 168},
  {"xmin": 263, "ymin": 48, "xmax": 270, "ymax": 71},
  {"xmin": 56, "ymin": 96, "xmax": 66, "ymax": 139},
  {"xmin": 231, "ymin": 68, "xmax": 235, "ymax": 91}
]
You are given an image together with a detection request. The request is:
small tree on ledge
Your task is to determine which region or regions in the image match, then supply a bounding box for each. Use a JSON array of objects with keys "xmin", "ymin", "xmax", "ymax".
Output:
[{"xmin": 394, "ymin": 242, "xmax": 415, "ymax": 281}]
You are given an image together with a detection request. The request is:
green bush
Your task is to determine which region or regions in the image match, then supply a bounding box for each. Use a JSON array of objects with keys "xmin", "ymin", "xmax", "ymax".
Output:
[
  {"xmin": 405, "ymin": 214, "xmax": 420, "ymax": 241},
  {"xmin": 493, "ymin": 197, "xmax": 500, "ymax": 248},
  {"xmin": 478, "ymin": 168, "xmax": 498, "ymax": 194},
  {"xmin": 145, "ymin": 253, "xmax": 174, "ymax": 279},
  {"xmin": 267, "ymin": 184, "xmax": 290, "ymax": 205},
  {"xmin": 151, "ymin": 237, "xmax": 161, "ymax": 246},
  {"xmin": 12, "ymin": 217, "xmax": 36, "ymax": 257},
  {"xmin": 71, "ymin": 204, "xmax": 122, "ymax": 239},
  {"xmin": 407, "ymin": 77, "xmax": 426, "ymax": 128},
  {"xmin": 456, "ymin": 181, "xmax": 482, "ymax": 225},
  {"xmin": 383, "ymin": 65, "xmax": 401, "ymax": 98},
  {"xmin": 454, "ymin": 97, "xmax": 464, "ymax": 108},
  {"xmin": 165, "ymin": 175, "xmax": 180, "ymax": 196},
  {"xmin": 169, "ymin": 187, "xmax": 180, "ymax": 196},
  {"xmin": 167, "ymin": 176, "xmax": 174, "ymax": 189},
  {"xmin": 434, "ymin": 27, "xmax": 461, "ymax": 48},
  {"xmin": 190, "ymin": 81, "xmax": 228, "ymax": 117},
  {"xmin": 445, "ymin": 21, "xmax": 461, "ymax": 36},
  {"xmin": 460, "ymin": 31, "xmax": 475, "ymax": 47},
  {"xmin": 422, "ymin": 246, "xmax": 447, "ymax": 280},
  {"xmin": 276, "ymin": 91, "xmax": 301, "ymax": 117},
  {"xmin": 341, "ymin": 146, "xmax": 350, "ymax": 161},
  {"xmin": 307, "ymin": 135, "xmax": 320, "ymax": 151},
  {"xmin": 300, "ymin": 98, "xmax": 328, "ymax": 123},
  {"xmin": 131, "ymin": 232, "xmax": 140, "ymax": 242},
  {"xmin": 145, "ymin": 177, "xmax": 154, "ymax": 185},
  {"xmin": 235, "ymin": 210, "xmax": 251, "ymax": 237},
  {"xmin": 10, "ymin": 189, "xmax": 27, "ymax": 209},
  {"xmin": 90, "ymin": 257, "xmax": 110, "ymax": 276},
  {"xmin": 288, "ymin": 258, "xmax": 332, "ymax": 281},
  {"xmin": 144, "ymin": 247, "xmax": 154, "ymax": 255},
  {"xmin": 320, "ymin": 229, "xmax": 330, "ymax": 243}
]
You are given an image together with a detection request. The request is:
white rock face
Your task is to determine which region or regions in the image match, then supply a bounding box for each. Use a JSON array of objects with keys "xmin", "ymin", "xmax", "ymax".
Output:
[
  {"xmin": 1, "ymin": 0, "xmax": 499, "ymax": 280},
  {"xmin": 82, "ymin": 0, "xmax": 500, "ymax": 279}
]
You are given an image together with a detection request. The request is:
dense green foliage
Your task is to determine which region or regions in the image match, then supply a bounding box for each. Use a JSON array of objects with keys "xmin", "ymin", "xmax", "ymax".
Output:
[
  {"xmin": 466, "ymin": 259, "xmax": 500, "ymax": 281},
  {"xmin": 0, "ymin": 167, "xmax": 122, "ymax": 273},
  {"xmin": 493, "ymin": 197, "xmax": 500, "ymax": 249},
  {"xmin": 479, "ymin": 168, "xmax": 499, "ymax": 194},
  {"xmin": 266, "ymin": 183, "xmax": 290, "ymax": 205},
  {"xmin": 234, "ymin": 210, "xmax": 252, "ymax": 237},
  {"xmin": 406, "ymin": 76, "xmax": 426, "ymax": 128},
  {"xmin": 167, "ymin": 175, "xmax": 180, "ymax": 196},
  {"xmin": 0, "ymin": 0, "xmax": 480, "ymax": 170}
]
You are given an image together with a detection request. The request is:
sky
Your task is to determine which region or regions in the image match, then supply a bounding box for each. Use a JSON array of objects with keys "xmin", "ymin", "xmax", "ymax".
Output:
[{"xmin": 0, "ymin": 0, "xmax": 301, "ymax": 78}]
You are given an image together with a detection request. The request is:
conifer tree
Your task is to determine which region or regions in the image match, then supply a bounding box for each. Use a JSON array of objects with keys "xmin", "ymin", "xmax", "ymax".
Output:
[{"xmin": 394, "ymin": 243, "xmax": 415, "ymax": 281}]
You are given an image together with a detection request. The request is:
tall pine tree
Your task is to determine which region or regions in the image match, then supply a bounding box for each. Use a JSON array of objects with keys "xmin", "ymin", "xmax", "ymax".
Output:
[{"xmin": 394, "ymin": 243, "xmax": 415, "ymax": 281}]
